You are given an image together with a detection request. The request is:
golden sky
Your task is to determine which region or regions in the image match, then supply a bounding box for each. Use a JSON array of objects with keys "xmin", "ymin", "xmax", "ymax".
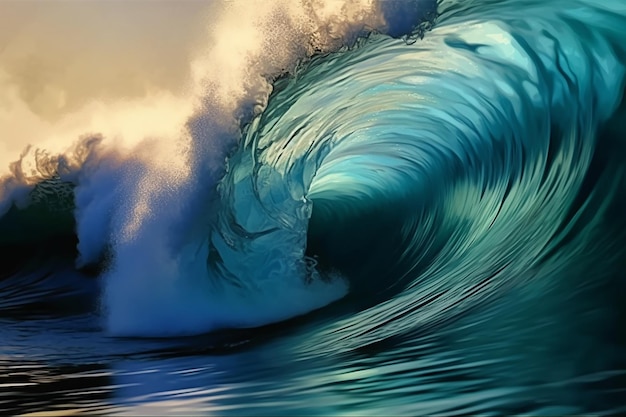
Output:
[
  {"xmin": 0, "ymin": 0, "xmax": 384, "ymax": 172},
  {"xmin": 0, "ymin": 1, "xmax": 210, "ymax": 117},
  {"xmin": 0, "ymin": 1, "xmax": 211, "ymax": 168}
]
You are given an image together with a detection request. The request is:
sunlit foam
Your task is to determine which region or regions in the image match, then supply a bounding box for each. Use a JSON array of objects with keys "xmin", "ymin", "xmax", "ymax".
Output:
[{"xmin": 0, "ymin": 0, "xmax": 424, "ymax": 336}]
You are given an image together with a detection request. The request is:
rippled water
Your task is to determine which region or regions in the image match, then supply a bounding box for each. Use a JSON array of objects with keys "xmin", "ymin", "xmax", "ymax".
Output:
[
  {"xmin": 3, "ymin": 283, "xmax": 625, "ymax": 416},
  {"xmin": 1, "ymin": 0, "xmax": 626, "ymax": 415}
]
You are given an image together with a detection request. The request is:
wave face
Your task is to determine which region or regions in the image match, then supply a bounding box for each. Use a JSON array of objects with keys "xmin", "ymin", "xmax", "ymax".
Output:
[
  {"xmin": 210, "ymin": 0, "xmax": 626, "ymax": 345},
  {"xmin": 1, "ymin": 0, "xmax": 626, "ymax": 414}
]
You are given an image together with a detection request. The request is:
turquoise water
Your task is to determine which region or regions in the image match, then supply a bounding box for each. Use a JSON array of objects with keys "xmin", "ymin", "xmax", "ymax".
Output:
[{"xmin": 1, "ymin": 0, "xmax": 626, "ymax": 415}]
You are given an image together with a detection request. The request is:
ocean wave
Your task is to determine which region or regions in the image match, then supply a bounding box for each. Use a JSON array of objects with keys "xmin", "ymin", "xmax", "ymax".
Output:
[{"xmin": 0, "ymin": 0, "xmax": 625, "ymax": 348}]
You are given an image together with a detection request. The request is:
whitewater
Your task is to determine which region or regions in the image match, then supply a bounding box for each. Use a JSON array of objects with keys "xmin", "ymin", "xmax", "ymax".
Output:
[{"xmin": 1, "ymin": 0, "xmax": 625, "ymax": 415}]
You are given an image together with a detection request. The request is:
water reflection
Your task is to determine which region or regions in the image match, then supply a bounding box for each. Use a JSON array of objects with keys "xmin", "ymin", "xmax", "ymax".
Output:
[{"xmin": 1, "ymin": 239, "xmax": 625, "ymax": 416}]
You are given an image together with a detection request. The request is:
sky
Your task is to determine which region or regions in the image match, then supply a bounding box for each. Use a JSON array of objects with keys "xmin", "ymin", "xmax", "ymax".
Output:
[
  {"xmin": 0, "ymin": 0, "xmax": 387, "ymax": 173},
  {"xmin": 0, "ymin": 1, "xmax": 211, "ymax": 169}
]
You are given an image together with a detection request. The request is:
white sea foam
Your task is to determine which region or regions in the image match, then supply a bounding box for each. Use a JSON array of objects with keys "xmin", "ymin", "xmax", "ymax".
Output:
[{"xmin": 0, "ymin": 0, "xmax": 429, "ymax": 335}]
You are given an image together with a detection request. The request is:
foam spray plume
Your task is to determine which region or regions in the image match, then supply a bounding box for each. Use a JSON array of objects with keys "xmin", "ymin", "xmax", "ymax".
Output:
[{"xmin": 0, "ymin": 0, "xmax": 431, "ymax": 336}]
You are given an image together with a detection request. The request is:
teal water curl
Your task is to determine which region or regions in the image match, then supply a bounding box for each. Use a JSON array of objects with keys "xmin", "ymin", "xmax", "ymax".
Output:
[{"xmin": 210, "ymin": 0, "xmax": 626, "ymax": 350}]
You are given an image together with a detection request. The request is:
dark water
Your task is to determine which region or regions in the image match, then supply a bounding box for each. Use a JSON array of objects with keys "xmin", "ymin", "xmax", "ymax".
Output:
[{"xmin": 2, "ymin": 0, "xmax": 626, "ymax": 415}]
